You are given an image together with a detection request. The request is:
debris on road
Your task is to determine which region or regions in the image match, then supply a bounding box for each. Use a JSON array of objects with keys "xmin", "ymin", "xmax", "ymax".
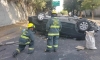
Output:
[
  {"xmin": 6, "ymin": 37, "xmax": 10, "ymax": 39},
  {"xmin": 75, "ymin": 46, "xmax": 85, "ymax": 50},
  {"xmin": 44, "ymin": 38, "xmax": 48, "ymax": 40},
  {"xmin": 5, "ymin": 41, "xmax": 18, "ymax": 45},
  {"xmin": 0, "ymin": 43, "xmax": 3, "ymax": 46},
  {"xmin": 0, "ymin": 55, "xmax": 12, "ymax": 60},
  {"xmin": 0, "ymin": 48, "xmax": 6, "ymax": 52},
  {"xmin": 20, "ymin": 27, "xmax": 22, "ymax": 29},
  {"xmin": 0, "ymin": 41, "xmax": 18, "ymax": 46}
]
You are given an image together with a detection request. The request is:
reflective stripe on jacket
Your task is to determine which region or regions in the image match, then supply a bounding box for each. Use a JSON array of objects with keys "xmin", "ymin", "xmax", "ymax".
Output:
[
  {"xmin": 21, "ymin": 35, "xmax": 29, "ymax": 39},
  {"xmin": 19, "ymin": 29, "xmax": 34, "ymax": 45},
  {"xmin": 50, "ymin": 25, "xmax": 60, "ymax": 28},
  {"xmin": 46, "ymin": 17, "xmax": 62, "ymax": 36},
  {"xmin": 48, "ymin": 33, "xmax": 59, "ymax": 36}
]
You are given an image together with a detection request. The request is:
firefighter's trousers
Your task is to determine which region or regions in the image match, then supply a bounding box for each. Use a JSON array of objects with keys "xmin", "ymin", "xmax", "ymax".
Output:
[
  {"xmin": 47, "ymin": 36, "xmax": 59, "ymax": 51},
  {"xmin": 16, "ymin": 41, "xmax": 34, "ymax": 53}
]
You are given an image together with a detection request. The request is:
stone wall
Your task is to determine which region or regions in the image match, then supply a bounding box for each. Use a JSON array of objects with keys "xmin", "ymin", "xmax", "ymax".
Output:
[{"xmin": 0, "ymin": 0, "xmax": 25, "ymax": 27}]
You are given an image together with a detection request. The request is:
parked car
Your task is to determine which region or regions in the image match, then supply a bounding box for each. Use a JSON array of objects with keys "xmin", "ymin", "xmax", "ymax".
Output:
[{"xmin": 28, "ymin": 13, "xmax": 99, "ymax": 40}]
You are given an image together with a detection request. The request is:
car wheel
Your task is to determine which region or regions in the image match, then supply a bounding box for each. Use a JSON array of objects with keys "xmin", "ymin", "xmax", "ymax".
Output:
[
  {"xmin": 37, "ymin": 13, "xmax": 45, "ymax": 21},
  {"xmin": 76, "ymin": 19, "xmax": 91, "ymax": 32}
]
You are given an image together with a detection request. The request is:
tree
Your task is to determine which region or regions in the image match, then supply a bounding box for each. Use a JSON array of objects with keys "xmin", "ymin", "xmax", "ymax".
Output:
[
  {"xmin": 81, "ymin": 0, "xmax": 100, "ymax": 19},
  {"xmin": 8, "ymin": 0, "xmax": 48, "ymax": 15},
  {"xmin": 45, "ymin": 0, "xmax": 52, "ymax": 9},
  {"xmin": 64, "ymin": 0, "xmax": 80, "ymax": 16},
  {"xmin": 26, "ymin": 0, "xmax": 47, "ymax": 14},
  {"xmin": 77, "ymin": 0, "xmax": 84, "ymax": 17}
]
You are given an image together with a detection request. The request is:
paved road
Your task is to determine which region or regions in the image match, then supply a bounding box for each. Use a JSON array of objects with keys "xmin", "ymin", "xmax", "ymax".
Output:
[{"xmin": 0, "ymin": 28, "xmax": 100, "ymax": 60}]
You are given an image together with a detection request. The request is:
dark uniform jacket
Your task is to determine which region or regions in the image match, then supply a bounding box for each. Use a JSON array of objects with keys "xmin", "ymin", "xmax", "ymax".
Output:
[
  {"xmin": 46, "ymin": 17, "xmax": 62, "ymax": 36},
  {"xmin": 19, "ymin": 29, "xmax": 34, "ymax": 45}
]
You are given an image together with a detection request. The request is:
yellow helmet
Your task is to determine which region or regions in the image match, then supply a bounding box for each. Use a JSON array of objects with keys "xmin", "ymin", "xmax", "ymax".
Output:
[
  {"xmin": 27, "ymin": 23, "xmax": 35, "ymax": 28},
  {"xmin": 52, "ymin": 10, "xmax": 57, "ymax": 14}
]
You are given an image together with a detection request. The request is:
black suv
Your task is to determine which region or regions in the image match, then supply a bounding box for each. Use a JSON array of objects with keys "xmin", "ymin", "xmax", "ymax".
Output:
[{"xmin": 28, "ymin": 13, "xmax": 99, "ymax": 40}]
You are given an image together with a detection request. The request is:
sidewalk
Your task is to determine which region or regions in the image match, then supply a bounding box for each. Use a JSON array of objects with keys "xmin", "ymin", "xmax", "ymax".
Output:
[
  {"xmin": 0, "ymin": 22, "xmax": 27, "ymax": 42},
  {"xmin": 87, "ymin": 17, "xmax": 100, "ymax": 26}
]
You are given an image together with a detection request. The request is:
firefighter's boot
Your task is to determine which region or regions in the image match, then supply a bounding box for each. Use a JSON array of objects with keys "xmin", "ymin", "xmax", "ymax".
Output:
[
  {"xmin": 45, "ymin": 49, "xmax": 52, "ymax": 52},
  {"xmin": 12, "ymin": 50, "xmax": 19, "ymax": 58},
  {"xmin": 27, "ymin": 48, "xmax": 34, "ymax": 54}
]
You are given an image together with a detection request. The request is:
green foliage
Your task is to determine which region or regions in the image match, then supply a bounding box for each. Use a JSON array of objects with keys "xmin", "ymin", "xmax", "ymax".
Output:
[
  {"xmin": 64, "ymin": 0, "xmax": 100, "ymax": 11},
  {"xmin": 64, "ymin": 0, "xmax": 79, "ymax": 12},
  {"xmin": 26, "ymin": 0, "xmax": 47, "ymax": 14},
  {"xmin": 81, "ymin": 0, "xmax": 100, "ymax": 19},
  {"xmin": 45, "ymin": 0, "xmax": 52, "ymax": 9},
  {"xmin": 64, "ymin": 0, "xmax": 100, "ymax": 17},
  {"xmin": 81, "ymin": 0, "xmax": 100, "ymax": 10},
  {"xmin": 7, "ymin": 0, "xmax": 49, "ymax": 14}
]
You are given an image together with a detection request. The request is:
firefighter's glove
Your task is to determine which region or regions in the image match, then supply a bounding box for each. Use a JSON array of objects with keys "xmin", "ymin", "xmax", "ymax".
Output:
[{"xmin": 12, "ymin": 50, "xmax": 19, "ymax": 58}]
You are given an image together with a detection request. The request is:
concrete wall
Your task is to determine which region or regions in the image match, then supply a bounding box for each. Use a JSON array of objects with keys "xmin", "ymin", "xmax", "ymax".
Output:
[{"xmin": 0, "ymin": 0, "xmax": 22, "ymax": 27}]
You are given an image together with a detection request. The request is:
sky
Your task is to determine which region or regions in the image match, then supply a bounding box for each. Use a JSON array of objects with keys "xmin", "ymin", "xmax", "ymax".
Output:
[{"xmin": 56, "ymin": 0, "xmax": 64, "ymax": 12}]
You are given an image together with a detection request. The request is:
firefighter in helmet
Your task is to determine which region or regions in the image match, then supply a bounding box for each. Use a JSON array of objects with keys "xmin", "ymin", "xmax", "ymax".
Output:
[
  {"xmin": 12, "ymin": 23, "xmax": 35, "ymax": 57},
  {"xmin": 45, "ymin": 9, "xmax": 62, "ymax": 52}
]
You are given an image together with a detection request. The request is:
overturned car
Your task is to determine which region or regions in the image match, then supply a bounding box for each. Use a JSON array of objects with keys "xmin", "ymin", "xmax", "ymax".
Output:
[{"xmin": 28, "ymin": 13, "xmax": 99, "ymax": 40}]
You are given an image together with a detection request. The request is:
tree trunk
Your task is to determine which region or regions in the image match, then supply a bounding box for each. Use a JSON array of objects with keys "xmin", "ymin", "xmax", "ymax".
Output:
[
  {"xmin": 79, "ymin": 11, "xmax": 82, "ymax": 18},
  {"xmin": 68, "ymin": 11, "xmax": 69, "ymax": 16},
  {"xmin": 92, "ymin": 10, "xmax": 94, "ymax": 20},
  {"xmin": 72, "ymin": 9, "xmax": 74, "ymax": 16},
  {"xmin": 76, "ymin": 10, "xmax": 78, "ymax": 16},
  {"xmin": 84, "ymin": 10, "xmax": 87, "ymax": 17}
]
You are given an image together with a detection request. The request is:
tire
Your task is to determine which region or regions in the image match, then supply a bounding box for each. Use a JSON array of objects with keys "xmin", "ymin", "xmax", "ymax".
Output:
[
  {"xmin": 76, "ymin": 19, "xmax": 91, "ymax": 32},
  {"xmin": 37, "ymin": 13, "xmax": 45, "ymax": 21}
]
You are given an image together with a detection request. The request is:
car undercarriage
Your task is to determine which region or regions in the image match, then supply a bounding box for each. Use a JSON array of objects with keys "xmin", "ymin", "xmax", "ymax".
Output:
[{"xmin": 28, "ymin": 13, "xmax": 99, "ymax": 40}]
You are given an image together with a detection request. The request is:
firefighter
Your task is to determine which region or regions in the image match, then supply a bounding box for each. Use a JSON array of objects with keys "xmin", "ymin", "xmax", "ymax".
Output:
[
  {"xmin": 45, "ymin": 10, "xmax": 62, "ymax": 52},
  {"xmin": 12, "ymin": 23, "xmax": 35, "ymax": 57}
]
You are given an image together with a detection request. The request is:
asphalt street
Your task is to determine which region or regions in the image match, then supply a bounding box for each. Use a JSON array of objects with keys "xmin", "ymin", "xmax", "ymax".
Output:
[{"xmin": 0, "ymin": 27, "xmax": 100, "ymax": 60}]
